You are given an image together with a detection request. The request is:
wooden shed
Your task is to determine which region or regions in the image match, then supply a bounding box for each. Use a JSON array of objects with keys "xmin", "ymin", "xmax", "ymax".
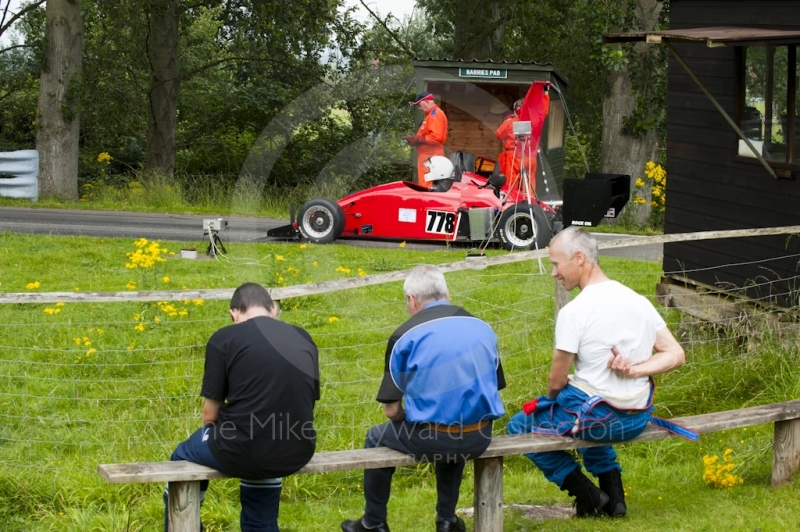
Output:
[
  {"xmin": 411, "ymin": 59, "xmax": 570, "ymax": 200},
  {"xmin": 606, "ymin": 0, "xmax": 800, "ymax": 307}
]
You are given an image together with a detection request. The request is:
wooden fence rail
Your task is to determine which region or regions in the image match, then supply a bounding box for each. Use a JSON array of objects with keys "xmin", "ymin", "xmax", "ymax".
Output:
[{"xmin": 3, "ymin": 225, "xmax": 800, "ymax": 305}]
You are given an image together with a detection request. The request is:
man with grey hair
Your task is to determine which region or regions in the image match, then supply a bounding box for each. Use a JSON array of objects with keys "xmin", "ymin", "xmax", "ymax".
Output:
[
  {"xmin": 342, "ymin": 265, "xmax": 506, "ymax": 532},
  {"xmin": 508, "ymin": 227, "xmax": 693, "ymax": 518}
]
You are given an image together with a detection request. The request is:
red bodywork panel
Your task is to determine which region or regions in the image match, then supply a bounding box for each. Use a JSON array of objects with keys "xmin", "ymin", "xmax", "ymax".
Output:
[{"xmin": 336, "ymin": 171, "xmax": 551, "ymax": 241}]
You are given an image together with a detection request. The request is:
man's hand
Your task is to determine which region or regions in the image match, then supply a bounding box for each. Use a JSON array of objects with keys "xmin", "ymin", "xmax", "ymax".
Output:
[
  {"xmin": 607, "ymin": 346, "xmax": 636, "ymax": 378},
  {"xmin": 383, "ymin": 401, "xmax": 406, "ymax": 422},
  {"xmin": 405, "ymin": 135, "xmax": 420, "ymax": 146}
]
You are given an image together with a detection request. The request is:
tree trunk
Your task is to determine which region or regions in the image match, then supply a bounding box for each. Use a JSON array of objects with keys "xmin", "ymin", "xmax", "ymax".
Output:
[
  {"xmin": 36, "ymin": 0, "xmax": 83, "ymax": 201},
  {"xmin": 601, "ymin": 0, "xmax": 663, "ymax": 224},
  {"xmin": 145, "ymin": 0, "xmax": 180, "ymax": 174},
  {"xmin": 453, "ymin": 1, "xmax": 504, "ymax": 60}
]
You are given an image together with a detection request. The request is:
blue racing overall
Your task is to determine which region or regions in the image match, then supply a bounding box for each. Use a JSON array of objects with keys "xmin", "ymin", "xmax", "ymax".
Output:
[{"xmin": 508, "ymin": 381, "xmax": 697, "ymax": 486}]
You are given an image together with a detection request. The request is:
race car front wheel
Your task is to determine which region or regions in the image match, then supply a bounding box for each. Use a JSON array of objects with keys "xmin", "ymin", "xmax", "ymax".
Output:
[
  {"xmin": 297, "ymin": 199, "xmax": 344, "ymax": 244},
  {"xmin": 497, "ymin": 203, "xmax": 552, "ymax": 251}
]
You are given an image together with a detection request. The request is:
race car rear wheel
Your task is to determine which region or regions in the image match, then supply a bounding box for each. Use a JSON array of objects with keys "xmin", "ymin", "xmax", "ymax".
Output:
[
  {"xmin": 297, "ymin": 199, "xmax": 344, "ymax": 244},
  {"xmin": 497, "ymin": 203, "xmax": 552, "ymax": 251}
]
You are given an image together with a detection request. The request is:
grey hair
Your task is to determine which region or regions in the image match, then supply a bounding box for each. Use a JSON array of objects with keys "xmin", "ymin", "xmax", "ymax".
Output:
[
  {"xmin": 552, "ymin": 226, "xmax": 599, "ymax": 264},
  {"xmin": 403, "ymin": 265, "xmax": 449, "ymax": 304}
]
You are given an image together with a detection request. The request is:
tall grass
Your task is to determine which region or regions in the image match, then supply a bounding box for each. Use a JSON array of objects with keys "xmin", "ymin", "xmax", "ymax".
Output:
[{"xmin": 0, "ymin": 232, "xmax": 797, "ymax": 530}]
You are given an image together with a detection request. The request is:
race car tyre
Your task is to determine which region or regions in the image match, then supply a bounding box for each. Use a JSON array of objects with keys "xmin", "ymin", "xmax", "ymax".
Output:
[
  {"xmin": 297, "ymin": 198, "xmax": 344, "ymax": 244},
  {"xmin": 497, "ymin": 203, "xmax": 552, "ymax": 251}
]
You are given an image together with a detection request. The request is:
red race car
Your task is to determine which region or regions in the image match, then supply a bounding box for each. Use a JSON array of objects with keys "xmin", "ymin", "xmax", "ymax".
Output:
[{"xmin": 268, "ymin": 153, "xmax": 558, "ymax": 250}]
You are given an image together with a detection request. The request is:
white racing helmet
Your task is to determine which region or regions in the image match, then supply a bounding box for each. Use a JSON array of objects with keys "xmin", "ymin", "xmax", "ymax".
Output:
[{"xmin": 423, "ymin": 156, "xmax": 454, "ymax": 182}]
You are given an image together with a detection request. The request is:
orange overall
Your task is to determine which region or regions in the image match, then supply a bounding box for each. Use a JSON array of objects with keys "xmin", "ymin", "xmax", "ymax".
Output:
[
  {"xmin": 414, "ymin": 104, "xmax": 448, "ymax": 188},
  {"xmin": 495, "ymin": 115, "xmax": 524, "ymax": 191}
]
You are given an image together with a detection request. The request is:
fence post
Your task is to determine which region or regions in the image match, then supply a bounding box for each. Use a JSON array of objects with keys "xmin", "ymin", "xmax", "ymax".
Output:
[
  {"xmin": 772, "ymin": 418, "xmax": 800, "ymax": 485},
  {"xmin": 473, "ymin": 456, "xmax": 503, "ymax": 531},
  {"xmin": 168, "ymin": 480, "xmax": 201, "ymax": 531}
]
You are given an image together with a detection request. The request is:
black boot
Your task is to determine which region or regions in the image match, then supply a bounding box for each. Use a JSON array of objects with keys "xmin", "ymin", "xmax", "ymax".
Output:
[
  {"xmin": 560, "ymin": 468, "xmax": 610, "ymax": 518},
  {"xmin": 598, "ymin": 469, "xmax": 627, "ymax": 517}
]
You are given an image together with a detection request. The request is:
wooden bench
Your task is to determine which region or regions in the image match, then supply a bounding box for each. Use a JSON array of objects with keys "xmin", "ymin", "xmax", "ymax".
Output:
[{"xmin": 99, "ymin": 400, "xmax": 800, "ymax": 532}]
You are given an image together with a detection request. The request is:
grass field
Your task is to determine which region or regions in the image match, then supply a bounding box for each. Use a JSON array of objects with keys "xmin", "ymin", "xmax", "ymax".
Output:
[{"xmin": 0, "ymin": 231, "xmax": 797, "ymax": 531}]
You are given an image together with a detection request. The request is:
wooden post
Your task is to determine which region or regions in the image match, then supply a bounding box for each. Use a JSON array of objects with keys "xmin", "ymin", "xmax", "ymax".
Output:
[
  {"xmin": 772, "ymin": 419, "xmax": 800, "ymax": 486},
  {"xmin": 555, "ymin": 278, "xmax": 570, "ymax": 319},
  {"xmin": 473, "ymin": 456, "xmax": 503, "ymax": 532},
  {"xmin": 168, "ymin": 480, "xmax": 201, "ymax": 531}
]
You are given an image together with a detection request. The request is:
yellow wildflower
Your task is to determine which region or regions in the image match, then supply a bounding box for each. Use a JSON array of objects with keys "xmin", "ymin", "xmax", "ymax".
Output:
[
  {"xmin": 192, "ymin": 300, "xmax": 204, "ymax": 306},
  {"xmin": 335, "ymin": 266, "xmax": 351, "ymax": 275},
  {"xmin": 162, "ymin": 276, "xmax": 170, "ymax": 283},
  {"xmin": 275, "ymin": 255, "xmax": 285, "ymax": 261},
  {"xmin": 179, "ymin": 310, "xmax": 188, "ymax": 317},
  {"xmin": 358, "ymin": 268, "xmax": 367, "ymax": 277},
  {"xmin": 86, "ymin": 348, "xmax": 96, "ymax": 356},
  {"xmin": 154, "ymin": 317, "xmax": 161, "ymax": 323},
  {"xmin": 126, "ymin": 342, "xmax": 136, "ymax": 351},
  {"xmin": 26, "ymin": 281, "xmax": 41, "ymax": 290},
  {"xmin": 134, "ymin": 323, "xmax": 145, "ymax": 332},
  {"xmin": 73, "ymin": 337, "xmax": 81, "ymax": 345},
  {"xmin": 97, "ymin": 152, "xmax": 113, "ymax": 164},
  {"xmin": 43, "ymin": 308, "xmax": 55, "ymax": 315},
  {"xmin": 299, "ymin": 244, "xmax": 307, "ymax": 249},
  {"xmin": 328, "ymin": 316, "xmax": 339, "ymax": 323},
  {"xmin": 399, "ymin": 241, "xmax": 406, "ymax": 249},
  {"xmin": 126, "ymin": 281, "xmax": 137, "ymax": 290},
  {"xmin": 56, "ymin": 302, "xmax": 65, "ymax": 307},
  {"xmin": 635, "ymin": 178, "xmax": 645, "ymax": 187},
  {"xmin": 312, "ymin": 261, "xmax": 318, "ymax": 267}
]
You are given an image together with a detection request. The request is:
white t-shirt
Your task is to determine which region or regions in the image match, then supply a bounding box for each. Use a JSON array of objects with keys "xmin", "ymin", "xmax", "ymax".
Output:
[{"xmin": 555, "ymin": 280, "xmax": 666, "ymax": 404}]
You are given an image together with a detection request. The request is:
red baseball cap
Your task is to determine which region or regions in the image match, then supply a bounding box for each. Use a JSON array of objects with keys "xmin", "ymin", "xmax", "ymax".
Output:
[{"xmin": 411, "ymin": 92, "xmax": 435, "ymax": 105}]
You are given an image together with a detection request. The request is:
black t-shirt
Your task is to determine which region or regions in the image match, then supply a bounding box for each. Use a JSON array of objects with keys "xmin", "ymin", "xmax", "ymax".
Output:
[{"xmin": 201, "ymin": 316, "xmax": 319, "ymax": 479}]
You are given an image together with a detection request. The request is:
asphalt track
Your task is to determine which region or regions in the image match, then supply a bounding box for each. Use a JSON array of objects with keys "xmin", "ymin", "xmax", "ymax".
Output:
[{"xmin": 0, "ymin": 206, "xmax": 663, "ymax": 261}]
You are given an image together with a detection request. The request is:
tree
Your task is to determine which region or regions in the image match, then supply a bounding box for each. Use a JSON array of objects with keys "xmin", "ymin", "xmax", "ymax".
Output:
[
  {"xmin": 417, "ymin": 0, "xmax": 507, "ymax": 60},
  {"xmin": 36, "ymin": 0, "xmax": 83, "ymax": 200},
  {"xmin": 601, "ymin": 0, "xmax": 667, "ymax": 224},
  {"xmin": 145, "ymin": 0, "xmax": 179, "ymax": 173}
]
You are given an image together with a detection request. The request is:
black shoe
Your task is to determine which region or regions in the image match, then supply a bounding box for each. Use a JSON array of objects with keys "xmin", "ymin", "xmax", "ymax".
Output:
[
  {"xmin": 598, "ymin": 469, "xmax": 627, "ymax": 517},
  {"xmin": 341, "ymin": 516, "xmax": 390, "ymax": 532},
  {"xmin": 436, "ymin": 516, "xmax": 466, "ymax": 532},
  {"xmin": 560, "ymin": 468, "xmax": 610, "ymax": 518}
]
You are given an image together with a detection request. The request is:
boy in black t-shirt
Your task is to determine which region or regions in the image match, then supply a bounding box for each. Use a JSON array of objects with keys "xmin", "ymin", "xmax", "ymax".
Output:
[{"xmin": 164, "ymin": 283, "xmax": 320, "ymax": 532}]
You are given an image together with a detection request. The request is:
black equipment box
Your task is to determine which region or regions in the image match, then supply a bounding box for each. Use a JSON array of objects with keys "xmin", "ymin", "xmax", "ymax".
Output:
[{"xmin": 562, "ymin": 173, "xmax": 630, "ymax": 228}]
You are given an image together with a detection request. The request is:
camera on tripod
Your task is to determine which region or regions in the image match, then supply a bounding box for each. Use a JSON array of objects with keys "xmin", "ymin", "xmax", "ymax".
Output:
[{"xmin": 203, "ymin": 218, "xmax": 227, "ymax": 232}]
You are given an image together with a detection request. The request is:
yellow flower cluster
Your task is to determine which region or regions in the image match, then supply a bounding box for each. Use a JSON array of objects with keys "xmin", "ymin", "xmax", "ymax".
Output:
[
  {"xmin": 335, "ymin": 266, "xmax": 351, "ymax": 275},
  {"xmin": 43, "ymin": 307, "xmax": 61, "ymax": 315},
  {"xmin": 97, "ymin": 152, "xmax": 113, "ymax": 164},
  {"xmin": 328, "ymin": 316, "xmax": 339, "ymax": 323},
  {"xmin": 125, "ymin": 238, "xmax": 168, "ymax": 269},
  {"xmin": 702, "ymin": 449, "xmax": 744, "ymax": 488},
  {"xmin": 632, "ymin": 161, "xmax": 667, "ymax": 214},
  {"xmin": 26, "ymin": 281, "xmax": 41, "ymax": 290},
  {"xmin": 126, "ymin": 280, "xmax": 137, "ymax": 290},
  {"xmin": 157, "ymin": 300, "xmax": 190, "ymax": 317}
]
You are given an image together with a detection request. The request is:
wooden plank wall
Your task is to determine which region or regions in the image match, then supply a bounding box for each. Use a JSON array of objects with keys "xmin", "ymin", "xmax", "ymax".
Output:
[
  {"xmin": 427, "ymin": 81, "xmax": 524, "ymax": 160},
  {"xmin": 664, "ymin": 0, "xmax": 800, "ymax": 306}
]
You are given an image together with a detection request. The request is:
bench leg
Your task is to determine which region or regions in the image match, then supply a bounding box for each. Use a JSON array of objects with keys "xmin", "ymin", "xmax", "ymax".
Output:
[
  {"xmin": 168, "ymin": 480, "xmax": 201, "ymax": 532},
  {"xmin": 772, "ymin": 418, "xmax": 800, "ymax": 486},
  {"xmin": 473, "ymin": 456, "xmax": 503, "ymax": 532}
]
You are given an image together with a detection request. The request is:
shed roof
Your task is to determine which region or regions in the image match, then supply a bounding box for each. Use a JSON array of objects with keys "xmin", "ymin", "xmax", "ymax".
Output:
[
  {"xmin": 604, "ymin": 26, "xmax": 800, "ymax": 47},
  {"xmin": 412, "ymin": 58, "xmax": 570, "ymax": 87}
]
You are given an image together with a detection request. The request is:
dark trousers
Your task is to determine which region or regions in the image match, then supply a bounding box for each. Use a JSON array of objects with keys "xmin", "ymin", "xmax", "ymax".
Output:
[
  {"xmin": 362, "ymin": 420, "xmax": 492, "ymax": 527},
  {"xmin": 164, "ymin": 427, "xmax": 282, "ymax": 532}
]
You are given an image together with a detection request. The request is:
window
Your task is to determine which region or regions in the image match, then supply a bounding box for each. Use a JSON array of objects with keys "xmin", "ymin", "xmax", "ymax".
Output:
[
  {"xmin": 547, "ymin": 98, "xmax": 565, "ymax": 151},
  {"xmin": 739, "ymin": 45, "xmax": 799, "ymax": 167}
]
